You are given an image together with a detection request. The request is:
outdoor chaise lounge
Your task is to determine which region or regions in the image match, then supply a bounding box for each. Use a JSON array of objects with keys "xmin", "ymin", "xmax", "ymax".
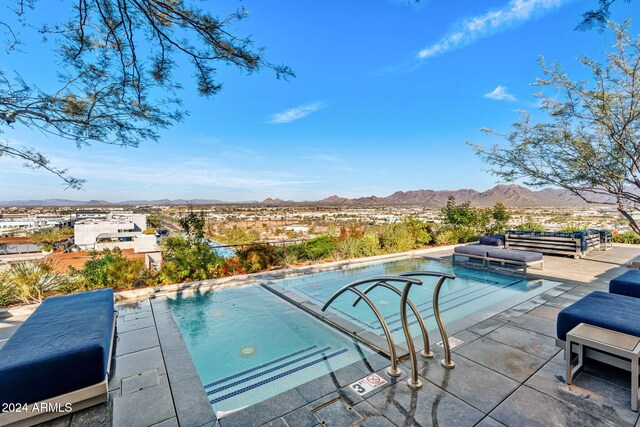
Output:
[
  {"xmin": 609, "ymin": 269, "xmax": 640, "ymax": 298},
  {"xmin": 556, "ymin": 291, "xmax": 640, "ymax": 349},
  {"xmin": 0, "ymin": 289, "xmax": 115, "ymax": 426},
  {"xmin": 453, "ymin": 244, "xmax": 544, "ymax": 273}
]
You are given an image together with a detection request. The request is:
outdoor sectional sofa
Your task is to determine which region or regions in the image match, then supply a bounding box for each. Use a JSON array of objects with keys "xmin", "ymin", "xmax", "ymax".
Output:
[
  {"xmin": 505, "ymin": 230, "xmax": 603, "ymax": 259},
  {"xmin": 0, "ymin": 289, "xmax": 115, "ymax": 426}
]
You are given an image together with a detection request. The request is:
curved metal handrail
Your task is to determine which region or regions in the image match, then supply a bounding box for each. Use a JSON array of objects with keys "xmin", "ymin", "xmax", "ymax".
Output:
[
  {"xmin": 321, "ymin": 276, "xmax": 422, "ymax": 377},
  {"xmin": 398, "ymin": 279, "xmax": 424, "ymax": 388},
  {"xmin": 321, "ymin": 276, "xmax": 422, "ymax": 310},
  {"xmin": 399, "ymin": 270, "xmax": 457, "ymax": 369},
  {"xmin": 352, "ymin": 281, "xmax": 433, "ymax": 359}
]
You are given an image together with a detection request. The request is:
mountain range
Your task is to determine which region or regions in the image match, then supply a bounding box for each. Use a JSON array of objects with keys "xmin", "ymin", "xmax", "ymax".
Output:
[{"xmin": 0, "ymin": 184, "xmax": 613, "ymax": 207}]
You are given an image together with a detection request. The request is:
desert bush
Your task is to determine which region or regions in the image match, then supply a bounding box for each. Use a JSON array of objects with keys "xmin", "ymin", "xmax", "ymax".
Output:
[
  {"xmin": 402, "ymin": 219, "xmax": 433, "ymax": 246},
  {"xmin": 432, "ymin": 226, "xmax": 476, "ymax": 245},
  {"xmin": 303, "ymin": 235, "xmax": 338, "ymax": 260},
  {"xmin": 279, "ymin": 251, "xmax": 302, "ymax": 267},
  {"xmin": 160, "ymin": 235, "xmax": 223, "ymax": 283},
  {"xmin": 557, "ymin": 223, "xmax": 585, "ymax": 233},
  {"xmin": 237, "ymin": 243, "xmax": 278, "ymax": 273},
  {"xmin": 4, "ymin": 260, "xmax": 69, "ymax": 304},
  {"xmin": 379, "ymin": 224, "xmax": 414, "ymax": 253},
  {"xmin": 433, "ymin": 228, "xmax": 460, "ymax": 245},
  {"xmin": 217, "ymin": 257, "xmax": 246, "ymax": 276},
  {"xmin": 0, "ymin": 272, "xmax": 17, "ymax": 307},
  {"xmin": 612, "ymin": 231, "xmax": 640, "ymax": 244},
  {"xmin": 75, "ymin": 247, "xmax": 147, "ymax": 290},
  {"xmin": 338, "ymin": 224, "xmax": 365, "ymax": 240},
  {"xmin": 275, "ymin": 244, "xmax": 305, "ymax": 265},
  {"xmin": 216, "ymin": 225, "xmax": 260, "ymax": 245},
  {"xmin": 514, "ymin": 222, "xmax": 546, "ymax": 232},
  {"xmin": 331, "ymin": 236, "xmax": 380, "ymax": 260}
]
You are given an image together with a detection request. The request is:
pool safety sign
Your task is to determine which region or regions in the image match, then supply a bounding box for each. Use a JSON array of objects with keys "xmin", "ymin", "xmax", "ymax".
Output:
[
  {"xmin": 349, "ymin": 374, "xmax": 387, "ymax": 396},
  {"xmin": 436, "ymin": 336, "xmax": 464, "ymax": 349}
]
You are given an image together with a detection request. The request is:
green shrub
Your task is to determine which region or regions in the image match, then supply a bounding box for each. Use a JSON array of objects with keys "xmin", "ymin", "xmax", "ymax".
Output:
[
  {"xmin": 303, "ymin": 235, "xmax": 338, "ymax": 260},
  {"xmin": 75, "ymin": 247, "xmax": 146, "ymax": 290},
  {"xmin": 237, "ymin": 243, "xmax": 278, "ymax": 273},
  {"xmin": 612, "ymin": 231, "xmax": 640, "ymax": 244},
  {"xmin": 402, "ymin": 219, "xmax": 433, "ymax": 246},
  {"xmin": 331, "ymin": 236, "xmax": 381, "ymax": 261},
  {"xmin": 215, "ymin": 225, "xmax": 260, "ymax": 245},
  {"xmin": 379, "ymin": 224, "xmax": 414, "ymax": 253},
  {"xmin": 160, "ymin": 235, "xmax": 223, "ymax": 283},
  {"xmin": 432, "ymin": 226, "xmax": 476, "ymax": 245},
  {"xmin": 433, "ymin": 228, "xmax": 460, "ymax": 245},
  {"xmin": 514, "ymin": 221, "xmax": 546, "ymax": 232}
]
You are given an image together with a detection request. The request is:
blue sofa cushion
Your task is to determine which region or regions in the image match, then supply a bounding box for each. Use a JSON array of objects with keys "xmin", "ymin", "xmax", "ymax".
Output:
[
  {"xmin": 454, "ymin": 244, "xmax": 493, "ymax": 257},
  {"xmin": 0, "ymin": 289, "xmax": 114, "ymax": 405},
  {"xmin": 556, "ymin": 291, "xmax": 640, "ymax": 341},
  {"xmin": 479, "ymin": 235, "xmax": 505, "ymax": 247},
  {"xmin": 486, "ymin": 248, "xmax": 543, "ymax": 263},
  {"xmin": 609, "ymin": 270, "xmax": 640, "ymax": 298}
]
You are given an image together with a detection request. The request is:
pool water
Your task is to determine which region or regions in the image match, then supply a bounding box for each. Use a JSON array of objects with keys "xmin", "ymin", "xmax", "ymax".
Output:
[
  {"xmin": 272, "ymin": 257, "xmax": 559, "ymax": 343},
  {"xmin": 167, "ymin": 285, "xmax": 378, "ymax": 417}
]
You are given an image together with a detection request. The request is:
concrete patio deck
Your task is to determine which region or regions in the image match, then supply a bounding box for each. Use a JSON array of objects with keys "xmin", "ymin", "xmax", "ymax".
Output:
[{"xmin": 2, "ymin": 244, "xmax": 640, "ymax": 427}]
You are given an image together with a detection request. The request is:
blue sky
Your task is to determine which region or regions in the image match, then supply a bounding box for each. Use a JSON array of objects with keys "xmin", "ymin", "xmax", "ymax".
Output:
[{"xmin": 1, "ymin": 0, "xmax": 638, "ymax": 201}]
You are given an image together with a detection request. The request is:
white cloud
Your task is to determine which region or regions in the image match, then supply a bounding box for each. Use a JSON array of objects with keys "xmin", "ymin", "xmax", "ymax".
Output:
[
  {"xmin": 267, "ymin": 102, "xmax": 326, "ymax": 124},
  {"xmin": 484, "ymin": 85, "xmax": 516, "ymax": 101},
  {"xmin": 417, "ymin": 0, "xmax": 570, "ymax": 60}
]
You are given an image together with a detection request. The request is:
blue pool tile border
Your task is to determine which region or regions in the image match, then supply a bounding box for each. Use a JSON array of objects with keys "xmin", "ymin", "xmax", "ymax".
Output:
[
  {"xmin": 206, "ymin": 346, "xmax": 334, "ymax": 395},
  {"xmin": 209, "ymin": 348, "xmax": 349, "ymax": 404},
  {"xmin": 203, "ymin": 344, "xmax": 319, "ymax": 389}
]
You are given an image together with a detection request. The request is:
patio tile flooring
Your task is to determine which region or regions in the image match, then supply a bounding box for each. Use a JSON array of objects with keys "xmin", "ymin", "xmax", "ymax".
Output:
[{"xmin": 2, "ymin": 245, "xmax": 640, "ymax": 426}]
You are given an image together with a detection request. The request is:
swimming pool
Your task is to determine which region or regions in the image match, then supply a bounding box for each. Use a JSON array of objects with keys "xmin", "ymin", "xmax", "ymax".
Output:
[
  {"xmin": 167, "ymin": 285, "xmax": 379, "ymax": 417},
  {"xmin": 271, "ymin": 257, "xmax": 559, "ymax": 343}
]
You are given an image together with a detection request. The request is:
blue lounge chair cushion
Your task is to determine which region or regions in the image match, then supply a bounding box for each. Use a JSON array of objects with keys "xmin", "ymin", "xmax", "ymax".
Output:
[
  {"xmin": 486, "ymin": 248, "xmax": 543, "ymax": 263},
  {"xmin": 453, "ymin": 244, "xmax": 493, "ymax": 257},
  {"xmin": 0, "ymin": 289, "xmax": 114, "ymax": 405},
  {"xmin": 479, "ymin": 235, "xmax": 505, "ymax": 247},
  {"xmin": 609, "ymin": 270, "xmax": 640, "ymax": 298},
  {"xmin": 556, "ymin": 291, "xmax": 640, "ymax": 341}
]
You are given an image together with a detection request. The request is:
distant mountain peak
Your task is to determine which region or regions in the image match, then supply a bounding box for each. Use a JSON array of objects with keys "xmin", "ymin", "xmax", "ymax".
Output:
[{"xmin": 0, "ymin": 184, "xmax": 604, "ymax": 207}]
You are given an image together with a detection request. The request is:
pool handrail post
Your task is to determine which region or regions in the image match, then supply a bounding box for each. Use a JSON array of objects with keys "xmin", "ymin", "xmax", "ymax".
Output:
[
  {"xmin": 399, "ymin": 271, "xmax": 456, "ymax": 369},
  {"xmin": 399, "ymin": 279, "xmax": 423, "ymax": 389},
  {"xmin": 352, "ymin": 281, "xmax": 433, "ymax": 359}
]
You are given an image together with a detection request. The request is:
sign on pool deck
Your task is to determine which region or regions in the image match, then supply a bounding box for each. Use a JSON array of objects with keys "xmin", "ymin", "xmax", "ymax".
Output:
[{"xmin": 349, "ymin": 374, "xmax": 388, "ymax": 396}]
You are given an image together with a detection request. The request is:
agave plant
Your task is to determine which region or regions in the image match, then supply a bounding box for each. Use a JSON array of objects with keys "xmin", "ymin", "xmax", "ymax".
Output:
[
  {"xmin": 0, "ymin": 271, "xmax": 17, "ymax": 307},
  {"xmin": 4, "ymin": 260, "xmax": 69, "ymax": 305}
]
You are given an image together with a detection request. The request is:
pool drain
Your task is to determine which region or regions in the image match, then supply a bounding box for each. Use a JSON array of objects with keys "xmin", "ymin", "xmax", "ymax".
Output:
[{"xmin": 238, "ymin": 346, "xmax": 257, "ymax": 358}]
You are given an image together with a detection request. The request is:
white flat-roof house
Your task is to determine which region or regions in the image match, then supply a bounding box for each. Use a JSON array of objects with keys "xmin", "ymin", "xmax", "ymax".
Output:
[
  {"xmin": 74, "ymin": 213, "xmax": 148, "ymax": 250},
  {"xmin": 0, "ymin": 215, "xmax": 75, "ymax": 237}
]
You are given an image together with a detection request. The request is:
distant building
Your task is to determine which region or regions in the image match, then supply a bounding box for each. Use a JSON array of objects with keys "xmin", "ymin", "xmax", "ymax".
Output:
[
  {"xmin": 74, "ymin": 212, "xmax": 148, "ymax": 250},
  {"xmin": 282, "ymin": 225, "xmax": 309, "ymax": 233},
  {"xmin": 0, "ymin": 215, "xmax": 75, "ymax": 237}
]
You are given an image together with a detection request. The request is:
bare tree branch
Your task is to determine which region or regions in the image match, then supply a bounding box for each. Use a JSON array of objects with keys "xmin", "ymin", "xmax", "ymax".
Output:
[
  {"xmin": 0, "ymin": 0, "xmax": 294, "ymax": 187},
  {"xmin": 472, "ymin": 21, "xmax": 640, "ymax": 235}
]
